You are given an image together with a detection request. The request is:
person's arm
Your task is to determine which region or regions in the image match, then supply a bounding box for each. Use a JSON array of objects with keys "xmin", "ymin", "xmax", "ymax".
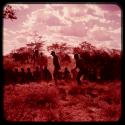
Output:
[{"xmin": 72, "ymin": 65, "xmax": 77, "ymax": 71}]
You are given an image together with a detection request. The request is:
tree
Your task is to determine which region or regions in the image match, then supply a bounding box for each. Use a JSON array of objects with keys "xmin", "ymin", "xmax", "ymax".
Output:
[
  {"xmin": 79, "ymin": 41, "xmax": 96, "ymax": 53},
  {"xmin": 47, "ymin": 43, "xmax": 60, "ymax": 53},
  {"xmin": 47, "ymin": 42, "xmax": 71, "ymax": 54},
  {"xmin": 28, "ymin": 31, "xmax": 45, "ymax": 52},
  {"xmin": 47, "ymin": 42, "xmax": 72, "ymax": 65},
  {"xmin": 16, "ymin": 47, "xmax": 26, "ymax": 53},
  {"xmin": 3, "ymin": 5, "xmax": 17, "ymax": 20},
  {"xmin": 72, "ymin": 41, "xmax": 96, "ymax": 55},
  {"xmin": 59, "ymin": 42, "xmax": 71, "ymax": 54},
  {"xmin": 73, "ymin": 47, "xmax": 82, "ymax": 54}
]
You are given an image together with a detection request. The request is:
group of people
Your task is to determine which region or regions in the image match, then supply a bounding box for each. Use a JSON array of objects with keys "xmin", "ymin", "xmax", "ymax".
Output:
[
  {"xmin": 5, "ymin": 51, "xmax": 94, "ymax": 85},
  {"xmin": 51, "ymin": 51, "xmax": 94, "ymax": 85},
  {"xmin": 5, "ymin": 66, "xmax": 72, "ymax": 84},
  {"xmin": 4, "ymin": 51, "xmax": 72, "ymax": 84},
  {"xmin": 5, "ymin": 66, "xmax": 52, "ymax": 84},
  {"xmin": 51, "ymin": 51, "xmax": 72, "ymax": 83}
]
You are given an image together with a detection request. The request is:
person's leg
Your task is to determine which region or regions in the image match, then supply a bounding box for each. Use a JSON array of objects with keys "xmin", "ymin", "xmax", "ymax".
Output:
[
  {"xmin": 53, "ymin": 69, "xmax": 58, "ymax": 84},
  {"xmin": 76, "ymin": 70, "xmax": 82, "ymax": 85}
]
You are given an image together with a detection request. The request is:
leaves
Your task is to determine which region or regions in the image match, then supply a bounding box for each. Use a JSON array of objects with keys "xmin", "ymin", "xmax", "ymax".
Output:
[{"xmin": 3, "ymin": 5, "xmax": 17, "ymax": 20}]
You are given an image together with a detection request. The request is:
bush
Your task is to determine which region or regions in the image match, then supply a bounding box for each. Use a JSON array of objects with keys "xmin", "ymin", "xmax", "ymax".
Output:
[
  {"xmin": 24, "ymin": 85, "xmax": 59, "ymax": 108},
  {"xmin": 104, "ymin": 105, "xmax": 121, "ymax": 121},
  {"xmin": 3, "ymin": 57, "xmax": 17, "ymax": 70},
  {"xmin": 68, "ymin": 85, "xmax": 80, "ymax": 96}
]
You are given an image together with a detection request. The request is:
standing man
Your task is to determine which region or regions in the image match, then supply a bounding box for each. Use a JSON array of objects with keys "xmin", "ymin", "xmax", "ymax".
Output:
[
  {"xmin": 73, "ymin": 53, "xmax": 87, "ymax": 85},
  {"xmin": 26, "ymin": 68, "xmax": 32, "ymax": 83},
  {"xmin": 51, "ymin": 51, "xmax": 61, "ymax": 82},
  {"xmin": 13, "ymin": 68, "xmax": 19, "ymax": 84},
  {"xmin": 63, "ymin": 67, "xmax": 71, "ymax": 82},
  {"xmin": 43, "ymin": 66, "xmax": 52, "ymax": 82}
]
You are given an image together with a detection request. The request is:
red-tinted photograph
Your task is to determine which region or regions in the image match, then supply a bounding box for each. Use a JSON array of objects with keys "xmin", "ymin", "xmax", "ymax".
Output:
[{"xmin": 3, "ymin": 3, "xmax": 121, "ymax": 122}]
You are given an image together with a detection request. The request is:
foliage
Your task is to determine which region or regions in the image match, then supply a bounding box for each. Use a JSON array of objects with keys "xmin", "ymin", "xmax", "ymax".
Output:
[
  {"xmin": 3, "ymin": 57, "xmax": 17, "ymax": 70},
  {"xmin": 3, "ymin": 5, "xmax": 17, "ymax": 20},
  {"xmin": 4, "ymin": 81, "xmax": 121, "ymax": 121}
]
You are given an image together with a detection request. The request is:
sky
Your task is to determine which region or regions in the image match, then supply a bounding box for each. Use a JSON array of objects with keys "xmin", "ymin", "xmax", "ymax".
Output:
[{"xmin": 3, "ymin": 4, "xmax": 121, "ymax": 55}]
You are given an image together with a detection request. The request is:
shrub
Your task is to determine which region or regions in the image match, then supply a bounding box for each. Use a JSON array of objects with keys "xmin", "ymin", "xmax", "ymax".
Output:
[
  {"xmin": 68, "ymin": 85, "xmax": 80, "ymax": 96},
  {"xmin": 104, "ymin": 105, "xmax": 121, "ymax": 121},
  {"xmin": 3, "ymin": 57, "xmax": 17, "ymax": 70},
  {"xmin": 24, "ymin": 85, "xmax": 59, "ymax": 108}
]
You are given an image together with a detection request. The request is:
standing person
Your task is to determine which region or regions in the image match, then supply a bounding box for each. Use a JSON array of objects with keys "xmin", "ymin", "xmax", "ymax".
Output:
[
  {"xmin": 73, "ymin": 53, "xmax": 87, "ymax": 85},
  {"xmin": 38, "ymin": 52, "xmax": 48, "ymax": 70},
  {"xmin": 51, "ymin": 51, "xmax": 60, "ymax": 71},
  {"xmin": 33, "ymin": 49, "xmax": 39, "ymax": 64},
  {"xmin": 63, "ymin": 67, "xmax": 71, "ymax": 82},
  {"xmin": 51, "ymin": 51, "xmax": 61, "ymax": 82},
  {"xmin": 13, "ymin": 68, "xmax": 19, "ymax": 84},
  {"xmin": 43, "ymin": 66, "xmax": 52, "ymax": 82},
  {"xmin": 26, "ymin": 68, "xmax": 32, "ymax": 83},
  {"xmin": 71, "ymin": 68, "xmax": 78, "ymax": 80}
]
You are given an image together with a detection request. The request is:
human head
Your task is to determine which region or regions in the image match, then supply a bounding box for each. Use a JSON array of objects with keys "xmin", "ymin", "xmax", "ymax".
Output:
[
  {"xmin": 51, "ymin": 51, "xmax": 55, "ymax": 56},
  {"xmin": 65, "ymin": 67, "xmax": 68, "ymax": 70},
  {"xmin": 74, "ymin": 53, "xmax": 79, "ymax": 60},
  {"xmin": 40, "ymin": 52, "xmax": 43, "ymax": 56},
  {"xmin": 21, "ymin": 68, "xmax": 24, "ymax": 72}
]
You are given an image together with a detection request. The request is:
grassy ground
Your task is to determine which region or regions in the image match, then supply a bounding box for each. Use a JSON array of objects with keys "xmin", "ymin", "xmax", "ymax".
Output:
[{"xmin": 4, "ymin": 80, "xmax": 121, "ymax": 122}]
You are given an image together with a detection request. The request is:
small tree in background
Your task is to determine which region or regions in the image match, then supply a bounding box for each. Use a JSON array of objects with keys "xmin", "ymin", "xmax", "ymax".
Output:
[
  {"xmin": 73, "ymin": 46, "xmax": 82, "ymax": 54},
  {"xmin": 47, "ymin": 43, "xmax": 60, "ymax": 53},
  {"xmin": 80, "ymin": 41, "xmax": 96, "ymax": 51},
  {"xmin": 47, "ymin": 42, "xmax": 72, "ymax": 66},
  {"xmin": 3, "ymin": 4, "xmax": 17, "ymax": 20},
  {"xmin": 28, "ymin": 31, "xmax": 45, "ymax": 52}
]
